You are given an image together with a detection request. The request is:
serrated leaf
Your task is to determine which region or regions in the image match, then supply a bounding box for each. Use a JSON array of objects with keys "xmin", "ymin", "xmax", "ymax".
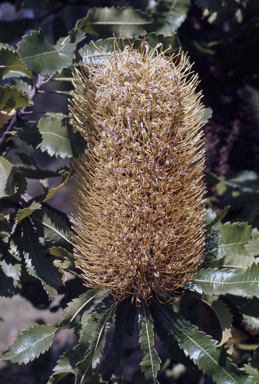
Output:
[
  {"xmin": 17, "ymin": 29, "xmax": 75, "ymax": 75},
  {"xmin": 43, "ymin": 171, "xmax": 71, "ymax": 202},
  {"xmin": 0, "ymin": 84, "xmax": 32, "ymax": 112},
  {"xmin": 57, "ymin": 28, "xmax": 85, "ymax": 46},
  {"xmin": 0, "ymin": 325, "xmax": 57, "ymax": 364},
  {"xmin": 32, "ymin": 205, "xmax": 72, "ymax": 246},
  {"xmin": 37, "ymin": 115, "xmax": 73, "ymax": 158},
  {"xmin": 152, "ymin": 0, "xmax": 190, "ymax": 35},
  {"xmin": 0, "ymin": 47, "xmax": 32, "ymax": 80},
  {"xmin": 0, "ymin": 156, "xmax": 16, "ymax": 197},
  {"xmin": 59, "ymin": 289, "xmax": 100, "ymax": 328},
  {"xmin": 190, "ymin": 263, "xmax": 259, "ymax": 298},
  {"xmin": 111, "ymin": 298, "xmax": 137, "ymax": 378},
  {"xmin": 65, "ymin": 296, "xmax": 115, "ymax": 383},
  {"xmin": 80, "ymin": 296, "xmax": 116, "ymax": 369},
  {"xmin": 138, "ymin": 302, "xmax": 161, "ymax": 382},
  {"xmin": 152, "ymin": 299, "xmax": 254, "ymax": 384},
  {"xmin": 76, "ymin": 7, "xmax": 152, "ymax": 38},
  {"xmin": 48, "ymin": 346, "xmax": 83, "ymax": 383},
  {"xmin": 210, "ymin": 297, "xmax": 233, "ymax": 346},
  {"xmin": 16, "ymin": 201, "xmax": 41, "ymax": 223},
  {"xmin": 22, "ymin": 218, "xmax": 60, "ymax": 297}
]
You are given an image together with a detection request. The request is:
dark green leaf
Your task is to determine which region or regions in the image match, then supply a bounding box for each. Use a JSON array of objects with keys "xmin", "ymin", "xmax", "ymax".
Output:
[
  {"xmin": 1, "ymin": 325, "xmax": 57, "ymax": 364},
  {"xmin": 59, "ymin": 289, "xmax": 101, "ymax": 328},
  {"xmin": 227, "ymin": 295, "xmax": 259, "ymax": 330},
  {"xmin": 190, "ymin": 263, "xmax": 259, "ymax": 298},
  {"xmin": 0, "ymin": 47, "xmax": 32, "ymax": 80},
  {"xmin": 152, "ymin": 300, "xmax": 254, "ymax": 384},
  {"xmin": 32, "ymin": 205, "xmax": 72, "ymax": 246},
  {"xmin": 22, "ymin": 218, "xmax": 61, "ymax": 297},
  {"xmin": 17, "ymin": 29, "xmax": 75, "ymax": 75},
  {"xmin": 76, "ymin": 7, "xmax": 152, "ymax": 38},
  {"xmin": 138, "ymin": 302, "xmax": 161, "ymax": 382},
  {"xmin": 152, "ymin": 0, "xmax": 190, "ymax": 35},
  {"xmin": 0, "ymin": 84, "xmax": 32, "ymax": 112},
  {"xmin": 37, "ymin": 115, "xmax": 73, "ymax": 158}
]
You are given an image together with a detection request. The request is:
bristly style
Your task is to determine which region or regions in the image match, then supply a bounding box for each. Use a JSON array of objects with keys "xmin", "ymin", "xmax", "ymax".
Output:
[{"xmin": 69, "ymin": 43, "xmax": 206, "ymax": 303}]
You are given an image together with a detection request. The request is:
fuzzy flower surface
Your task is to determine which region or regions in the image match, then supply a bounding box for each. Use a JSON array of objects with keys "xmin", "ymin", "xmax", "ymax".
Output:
[{"xmin": 70, "ymin": 45, "xmax": 206, "ymax": 302}]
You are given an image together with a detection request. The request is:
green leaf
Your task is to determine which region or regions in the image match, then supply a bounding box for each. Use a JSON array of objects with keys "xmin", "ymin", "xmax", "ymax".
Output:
[
  {"xmin": 0, "ymin": 47, "xmax": 32, "ymax": 80},
  {"xmin": 138, "ymin": 302, "xmax": 161, "ymax": 382},
  {"xmin": 76, "ymin": 7, "xmax": 152, "ymax": 38},
  {"xmin": 190, "ymin": 263, "xmax": 259, "ymax": 298},
  {"xmin": 59, "ymin": 289, "xmax": 101, "ymax": 328},
  {"xmin": 22, "ymin": 218, "xmax": 61, "ymax": 297},
  {"xmin": 152, "ymin": 299, "xmax": 254, "ymax": 384},
  {"xmin": 111, "ymin": 298, "xmax": 137, "ymax": 378},
  {"xmin": 74, "ymin": 296, "xmax": 116, "ymax": 382},
  {"xmin": 152, "ymin": 0, "xmax": 190, "ymax": 35},
  {"xmin": 1, "ymin": 325, "xmax": 57, "ymax": 364},
  {"xmin": 17, "ymin": 29, "xmax": 75, "ymax": 75},
  {"xmin": 32, "ymin": 205, "xmax": 72, "ymax": 246},
  {"xmin": 245, "ymin": 348, "xmax": 259, "ymax": 381},
  {"xmin": 16, "ymin": 201, "xmax": 41, "ymax": 223},
  {"xmin": 210, "ymin": 297, "xmax": 233, "ymax": 346},
  {"xmin": 37, "ymin": 115, "xmax": 73, "ymax": 158},
  {"xmin": 0, "ymin": 156, "xmax": 16, "ymax": 198},
  {"xmin": 202, "ymin": 107, "xmax": 213, "ymax": 124},
  {"xmin": 0, "ymin": 84, "xmax": 32, "ymax": 112}
]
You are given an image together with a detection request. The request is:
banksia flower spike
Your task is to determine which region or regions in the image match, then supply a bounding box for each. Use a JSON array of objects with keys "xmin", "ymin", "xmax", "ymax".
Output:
[{"xmin": 70, "ymin": 43, "xmax": 206, "ymax": 303}]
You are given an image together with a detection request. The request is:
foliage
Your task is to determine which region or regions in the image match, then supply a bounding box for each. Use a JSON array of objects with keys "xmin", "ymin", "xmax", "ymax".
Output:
[{"xmin": 0, "ymin": 0, "xmax": 259, "ymax": 383}]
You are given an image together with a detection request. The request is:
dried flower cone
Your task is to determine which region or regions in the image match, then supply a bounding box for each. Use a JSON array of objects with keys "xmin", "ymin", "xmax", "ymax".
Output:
[{"xmin": 70, "ymin": 45, "xmax": 206, "ymax": 302}]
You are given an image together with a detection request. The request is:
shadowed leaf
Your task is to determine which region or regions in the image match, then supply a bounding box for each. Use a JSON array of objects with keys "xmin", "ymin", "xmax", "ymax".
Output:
[
  {"xmin": 138, "ymin": 302, "xmax": 161, "ymax": 382},
  {"xmin": 0, "ymin": 47, "xmax": 32, "ymax": 80},
  {"xmin": 76, "ymin": 7, "xmax": 152, "ymax": 38},
  {"xmin": 0, "ymin": 84, "xmax": 32, "ymax": 112}
]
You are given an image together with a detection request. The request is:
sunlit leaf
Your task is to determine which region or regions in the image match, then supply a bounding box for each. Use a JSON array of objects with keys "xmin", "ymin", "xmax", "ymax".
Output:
[
  {"xmin": 1, "ymin": 325, "xmax": 57, "ymax": 364},
  {"xmin": 138, "ymin": 302, "xmax": 161, "ymax": 382},
  {"xmin": 43, "ymin": 171, "xmax": 71, "ymax": 202},
  {"xmin": 0, "ymin": 47, "xmax": 32, "ymax": 80},
  {"xmin": 0, "ymin": 156, "xmax": 15, "ymax": 198},
  {"xmin": 152, "ymin": 299, "xmax": 254, "ymax": 384},
  {"xmin": 190, "ymin": 263, "xmax": 259, "ymax": 298},
  {"xmin": 16, "ymin": 201, "xmax": 41, "ymax": 223},
  {"xmin": 17, "ymin": 29, "xmax": 75, "ymax": 75},
  {"xmin": 0, "ymin": 84, "xmax": 32, "ymax": 112},
  {"xmin": 37, "ymin": 115, "xmax": 73, "ymax": 158},
  {"xmin": 76, "ymin": 7, "xmax": 152, "ymax": 38}
]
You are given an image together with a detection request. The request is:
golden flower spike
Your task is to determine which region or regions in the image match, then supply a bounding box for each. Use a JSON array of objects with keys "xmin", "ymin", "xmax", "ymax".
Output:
[{"xmin": 70, "ymin": 43, "xmax": 206, "ymax": 304}]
